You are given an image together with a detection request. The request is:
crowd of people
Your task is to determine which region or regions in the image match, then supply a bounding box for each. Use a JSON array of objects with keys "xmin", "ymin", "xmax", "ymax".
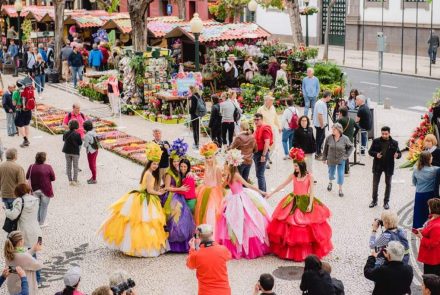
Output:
[{"xmin": 0, "ymin": 50, "xmax": 439, "ymax": 295}]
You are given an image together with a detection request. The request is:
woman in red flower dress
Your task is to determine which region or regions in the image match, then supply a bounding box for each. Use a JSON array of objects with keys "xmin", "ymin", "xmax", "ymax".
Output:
[{"xmin": 267, "ymin": 148, "xmax": 333, "ymax": 261}]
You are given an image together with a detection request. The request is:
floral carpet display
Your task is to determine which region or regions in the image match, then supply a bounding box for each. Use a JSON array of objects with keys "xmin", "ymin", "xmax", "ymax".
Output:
[
  {"xmin": 401, "ymin": 91, "xmax": 440, "ymax": 168},
  {"xmin": 32, "ymin": 103, "xmax": 205, "ymax": 177}
]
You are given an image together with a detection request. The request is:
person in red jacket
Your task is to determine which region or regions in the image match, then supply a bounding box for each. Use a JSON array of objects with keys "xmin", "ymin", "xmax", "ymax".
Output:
[
  {"xmin": 415, "ymin": 198, "xmax": 440, "ymax": 276},
  {"xmin": 186, "ymin": 224, "xmax": 232, "ymax": 295},
  {"xmin": 99, "ymin": 42, "xmax": 109, "ymax": 71}
]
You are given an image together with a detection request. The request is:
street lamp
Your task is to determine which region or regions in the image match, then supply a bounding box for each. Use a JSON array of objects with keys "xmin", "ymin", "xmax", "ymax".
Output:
[
  {"xmin": 14, "ymin": 0, "xmax": 23, "ymax": 77},
  {"xmin": 304, "ymin": 0, "xmax": 309, "ymax": 47},
  {"xmin": 190, "ymin": 13, "xmax": 203, "ymax": 72},
  {"xmin": 248, "ymin": 0, "xmax": 258, "ymax": 22}
]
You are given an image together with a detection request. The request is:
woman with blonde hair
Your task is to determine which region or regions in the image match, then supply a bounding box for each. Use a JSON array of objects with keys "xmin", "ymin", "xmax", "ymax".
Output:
[
  {"xmin": 370, "ymin": 210, "xmax": 409, "ymax": 266},
  {"xmin": 423, "ymin": 134, "xmax": 440, "ymax": 166},
  {"xmin": 4, "ymin": 231, "xmax": 42, "ymax": 295},
  {"xmin": 412, "ymin": 151, "xmax": 440, "ymax": 228}
]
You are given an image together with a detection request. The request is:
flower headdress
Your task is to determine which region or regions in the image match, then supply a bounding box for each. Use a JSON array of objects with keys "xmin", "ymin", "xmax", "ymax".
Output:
[
  {"xmin": 146, "ymin": 142, "xmax": 163, "ymax": 162},
  {"xmin": 225, "ymin": 149, "xmax": 244, "ymax": 167},
  {"xmin": 199, "ymin": 142, "xmax": 218, "ymax": 158},
  {"xmin": 169, "ymin": 138, "xmax": 188, "ymax": 160},
  {"xmin": 289, "ymin": 148, "xmax": 305, "ymax": 163}
]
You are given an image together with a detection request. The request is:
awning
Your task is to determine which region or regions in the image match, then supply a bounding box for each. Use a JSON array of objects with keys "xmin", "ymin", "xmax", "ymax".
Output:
[
  {"xmin": 102, "ymin": 18, "xmax": 131, "ymax": 34},
  {"xmin": 164, "ymin": 22, "xmax": 271, "ymax": 43}
]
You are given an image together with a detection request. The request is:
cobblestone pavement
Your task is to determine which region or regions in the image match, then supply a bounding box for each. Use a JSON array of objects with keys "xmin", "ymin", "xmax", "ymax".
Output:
[{"xmin": 0, "ymin": 75, "xmax": 425, "ymax": 294}]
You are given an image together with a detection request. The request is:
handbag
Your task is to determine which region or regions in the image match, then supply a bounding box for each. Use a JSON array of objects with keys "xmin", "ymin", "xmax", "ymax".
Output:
[
  {"xmin": 27, "ymin": 164, "xmax": 33, "ymax": 192},
  {"xmin": 3, "ymin": 197, "xmax": 24, "ymax": 233}
]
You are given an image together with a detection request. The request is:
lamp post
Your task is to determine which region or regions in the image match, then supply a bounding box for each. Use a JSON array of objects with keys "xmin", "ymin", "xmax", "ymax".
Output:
[
  {"xmin": 248, "ymin": 0, "xmax": 257, "ymax": 23},
  {"xmin": 304, "ymin": 0, "xmax": 309, "ymax": 47},
  {"xmin": 190, "ymin": 13, "xmax": 203, "ymax": 72},
  {"xmin": 14, "ymin": 0, "xmax": 23, "ymax": 77}
]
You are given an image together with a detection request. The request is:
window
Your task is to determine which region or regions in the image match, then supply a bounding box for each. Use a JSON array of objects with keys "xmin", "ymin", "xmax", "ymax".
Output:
[
  {"xmin": 365, "ymin": 0, "xmax": 389, "ymax": 9},
  {"xmin": 401, "ymin": 0, "xmax": 429, "ymax": 9}
]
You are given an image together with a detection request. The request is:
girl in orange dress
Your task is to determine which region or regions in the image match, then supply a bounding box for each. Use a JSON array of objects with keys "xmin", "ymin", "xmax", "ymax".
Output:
[
  {"xmin": 267, "ymin": 148, "xmax": 333, "ymax": 261},
  {"xmin": 194, "ymin": 142, "xmax": 224, "ymax": 236}
]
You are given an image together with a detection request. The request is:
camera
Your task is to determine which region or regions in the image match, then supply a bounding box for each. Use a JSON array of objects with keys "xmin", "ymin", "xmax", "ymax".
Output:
[
  {"xmin": 8, "ymin": 266, "xmax": 16, "ymax": 273},
  {"xmin": 375, "ymin": 218, "xmax": 384, "ymax": 227},
  {"xmin": 111, "ymin": 279, "xmax": 135, "ymax": 295}
]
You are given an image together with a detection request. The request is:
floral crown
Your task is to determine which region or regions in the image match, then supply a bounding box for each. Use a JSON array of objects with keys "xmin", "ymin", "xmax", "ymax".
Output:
[
  {"xmin": 146, "ymin": 142, "xmax": 163, "ymax": 162},
  {"xmin": 169, "ymin": 138, "xmax": 188, "ymax": 160},
  {"xmin": 225, "ymin": 149, "xmax": 244, "ymax": 167},
  {"xmin": 289, "ymin": 148, "xmax": 305, "ymax": 163},
  {"xmin": 200, "ymin": 142, "xmax": 218, "ymax": 158}
]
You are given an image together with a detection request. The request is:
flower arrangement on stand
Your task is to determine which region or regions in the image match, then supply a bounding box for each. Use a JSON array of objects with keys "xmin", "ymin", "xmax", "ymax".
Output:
[{"xmin": 299, "ymin": 6, "xmax": 319, "ymax": 16}]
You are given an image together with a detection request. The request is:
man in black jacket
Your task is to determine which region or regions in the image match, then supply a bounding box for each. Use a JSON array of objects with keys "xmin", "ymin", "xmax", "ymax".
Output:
[
  {"xmin": 364, "ymin": 241, "xmax": 413, "ymax": 295},
  {"xmin": 2, "ymin": 84, "xmax": 17, "ymax": 136},
  {"xmin": 368, "ymin": 126, "xmax": 401, "ymax": 209},
  {"xmin": 68, "ymin": 46, "xmax": 84, "ymax": 88},
  {"xmin": 189, "ymin": 86, "xmax": 205, "ymax": 149}
]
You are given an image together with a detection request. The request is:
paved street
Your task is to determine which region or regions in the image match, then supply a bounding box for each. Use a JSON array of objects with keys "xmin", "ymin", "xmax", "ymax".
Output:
[
  {"xmin": 0, "ymin": 74, "xmax": 428, "ymax": 294},
  {"xmin": 343, "ymin": 67, "xmax": 439, "ymax": 112}
]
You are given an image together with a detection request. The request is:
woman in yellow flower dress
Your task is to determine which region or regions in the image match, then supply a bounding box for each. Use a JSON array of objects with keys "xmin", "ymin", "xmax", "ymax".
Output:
[
  {"xmin": 99, "ymin": 143, "xmax": 169, "ymax": 257},
  {"xmin": 194, "ymin": 142, "xmax": 225, "ymax": 236}
]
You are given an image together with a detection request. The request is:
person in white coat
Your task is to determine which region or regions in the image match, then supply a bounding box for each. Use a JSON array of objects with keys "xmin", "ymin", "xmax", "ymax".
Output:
[
  {"xmin": 4, "ymin": 183, "xmax": 42, "ymax": 249},
  {"xmin": 275, "ymin": 63, "xmax": 288, "ymax": 87}
]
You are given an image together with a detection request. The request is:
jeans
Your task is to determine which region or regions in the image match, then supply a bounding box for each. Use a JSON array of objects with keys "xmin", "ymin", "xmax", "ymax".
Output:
[
  {"xmin": 2, "ymin": 198, "xmax": 14, "ymax": 209},
  {"xmin": 361, "ymin": 129, "xmax": 368, "ymax": 154},
  {"xmin": 315, "ymin": 126, "xmax": 326, "ymax": 156},
  {"xmin": 34, "ymin": 74, "xmax": 45, "ymax": 94},
  {"xmin": 372, "ymin": 171, "xmax": 392, "ymax": 204},
  {"xmin": 32, "ymin": 252, "xmax": 41, "ymax": 283},
  {"xmin": 429, "ymin": 47, "xmax": 438, "ymax": 62},
  {"xmin": 65, "ymin": 153, "xmax": 80, "ymax": 182},
  {"xmin": 6, "ymin": 112, "xmax": 17, "ymax": 136},
  {"xmin": 87, "ymin": 151, "xmax": 98, "ymax": 181},
  {"xmin": 210, "ymin": 125, "xmax": 222, "ymax": 147},
  {"xmin": 221, "ymin": 122, "xmax": 235, "ymax": 146},
  {"xmin": 71, "ymin": 66, "xmax": 83, "ymax": 88},
  {"xmin": 282, "ymin": 128, "xmax": 295, "ymax": 155},
  {"xmin": 304, "ymin": 96, "xmax": 317, "ymax": 117},
  {"xmin": 328, "ymin": 160, "xmax": 346, "ymax": 185},
  {"xmin": 191, "ymin": 116, "xmax": 200, "ymax": 146},
  {"xmin": 33, "ymin": 190, "xmax": 50, "ymax": 225},
  {"xmin": 238, "ymin": 163, "xmax": 251, "ymax": 182},
  {"xmin": 253, "ymin": 151, "xmax": 268, "ymax": 192}
]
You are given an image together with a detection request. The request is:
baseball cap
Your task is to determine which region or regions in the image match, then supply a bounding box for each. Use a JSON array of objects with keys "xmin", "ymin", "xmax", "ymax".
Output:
[{"xmin": 64, "ymin": 266, "xmax": 81, "ymax": 287}]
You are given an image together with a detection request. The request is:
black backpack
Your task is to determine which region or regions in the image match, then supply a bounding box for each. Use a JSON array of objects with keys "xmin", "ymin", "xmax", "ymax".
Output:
[{"xmin": 90, "ymin": 136, "xmax": 100, "ymax": 150}]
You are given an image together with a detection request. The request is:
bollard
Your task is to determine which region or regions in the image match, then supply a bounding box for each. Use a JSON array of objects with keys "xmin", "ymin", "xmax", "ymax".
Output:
[{"xmin": 384, "ymin": 97, "xmax": 391, "ymax": 109}]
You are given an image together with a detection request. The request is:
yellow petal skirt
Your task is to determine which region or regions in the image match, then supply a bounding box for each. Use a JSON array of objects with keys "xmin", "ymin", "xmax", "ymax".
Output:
[{"xmin": 99, "ymin": 191, "xmax": 169, "ymax": 257}]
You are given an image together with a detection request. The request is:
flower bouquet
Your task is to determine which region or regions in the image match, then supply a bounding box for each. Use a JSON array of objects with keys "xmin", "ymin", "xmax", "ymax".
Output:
[
  {"xmin": 400, "ymin": 113, "xmax": 432, "ymax": 168},
  {"xmin": 300, "ymin": 6, "xmax": 319, "ymax": 16}
]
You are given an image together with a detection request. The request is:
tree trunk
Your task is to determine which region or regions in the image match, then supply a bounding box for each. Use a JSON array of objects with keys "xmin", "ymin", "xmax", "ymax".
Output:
[
  {"xmin": 128, "ymin": 0, "xmax": 150, "ymax": 52},
  {"xmin": 323, "ymin": 0, "xmax": 336, "ymax": 61},
  {"xmin": 286, "ymin": 0, "xmax": 303, "ymax": 47},
  {"xmin": 177, "ymin": 0, "xmax": 186, "ymax": 20},
  {"xmin": 54, "ymin": 0, "xmax": 65, "ymax": 74}
]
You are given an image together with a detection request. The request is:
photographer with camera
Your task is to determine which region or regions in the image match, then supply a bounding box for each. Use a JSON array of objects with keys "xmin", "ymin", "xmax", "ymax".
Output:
[
  {"xmin": 186, "ymin": 224, "xmax": 232, "ymax": 295},
  {"xmin": 109, "ymin": 270, "xmax": 136, "ymax": 295},
  {"xmin": 370, "ymin": 211, "xmax": 409, "ymax": 266},
  {"xmin": 253, "ymin": 273, "xmax": 276, "ymax": 295},
  {"xmin": 0, "ymin": 266, "xmax": 29, "ymax": 295},
  {"xmin": 364, "ymin": 241, "xmax": 413, "ymax": 295}
]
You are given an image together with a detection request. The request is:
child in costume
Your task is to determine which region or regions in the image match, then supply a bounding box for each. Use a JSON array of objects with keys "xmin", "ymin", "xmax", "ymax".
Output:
[
  {"xmin": 267, "ymin": 148, "xmax": 333, "ymax": 261},
  {"xmin": 216, "ymin": 149, "xmax": 273, "ymax": 259},
  {"xmin": 162, "ymin": 139, "xmax": 195, "ymax": 253},
  {"xmin": 194, "ymin": 142, "xmax": 224, "ymax": 236},
  {"xmin": 179, "ymin": 158, "xmax": 197, "ymax": 213},
  {"xmin": 99, "ymin": 142, "xmax": 169, "ymax": 257}
]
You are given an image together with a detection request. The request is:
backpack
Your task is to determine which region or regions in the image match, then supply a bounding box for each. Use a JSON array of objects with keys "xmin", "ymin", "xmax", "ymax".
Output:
[
  {"xmin": 22, "ymin": 86, "xmax": 35, "ymax": 111},
  {"xmin": 287, "ymin": 108, "xmax": 299, "ymax": 129},
  {"xmin": 68, "ymin": 112, "xmax": 86, "ymax": 121},
  {"xmin": 233, "ymin": 104, "xmax": 241, "ymax": 123},
  {"xmin": 194, "ymin": 94, "xmax": 207, "ymax": 117},
  {"xmin": 375, "ymin": 228, "xmax": 410, "ymax": 266},
  {"xmin": 90, "ymin": 135, "xmax": 100, "ymax": 150}
]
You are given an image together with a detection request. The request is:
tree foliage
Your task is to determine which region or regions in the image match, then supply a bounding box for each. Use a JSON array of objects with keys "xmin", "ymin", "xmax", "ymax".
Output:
[{"xmin": 209, "ymin": 0, "xmax": 284, "ymax": 22}]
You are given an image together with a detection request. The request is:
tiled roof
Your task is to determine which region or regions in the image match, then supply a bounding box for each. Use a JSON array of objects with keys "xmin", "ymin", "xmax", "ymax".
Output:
[
  {"xmin": 102, "ymin": 18, "xmax": 132, "ymax": 34},
  {"xmin": 166, "ymin": 23, "xmax": 271, "ymax": 43}
]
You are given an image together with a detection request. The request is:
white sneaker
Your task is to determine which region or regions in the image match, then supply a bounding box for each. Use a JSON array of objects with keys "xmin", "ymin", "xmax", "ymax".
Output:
[
  {"xmin": 73, "ymin": 181, "xmax": 80, "ymax": 186},
  {"xmin": 40, "ymin": 223, "xmax": 49, "ymax": 228},
  {"xmin": 69, "ymin": 181, "xmax": 74, "ymax": 186}
]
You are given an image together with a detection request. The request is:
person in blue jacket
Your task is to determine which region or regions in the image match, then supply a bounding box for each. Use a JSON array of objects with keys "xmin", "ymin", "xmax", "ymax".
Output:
[
  {"xmin": 0, "ymin": 266, "xmax": 29, "ymax": 295},
  {"xmin": 37, "ymin": 44, "xmax": 47, "ymax": 63},
  {"xmin": 88, "ymin": 44, "xmax": 103, "ymax": 71}
]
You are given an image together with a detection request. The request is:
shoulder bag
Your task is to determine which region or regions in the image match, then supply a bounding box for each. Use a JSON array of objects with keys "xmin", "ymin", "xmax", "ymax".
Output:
[{"xmin": 3, "ymin": 197, "xmax": 24, "ymax": 233}]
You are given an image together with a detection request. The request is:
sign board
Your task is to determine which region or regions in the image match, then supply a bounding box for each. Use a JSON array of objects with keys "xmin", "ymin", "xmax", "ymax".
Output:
[
  {"xmin": 167, "ymin": 4, "xmax": 173, "ymax": 16},
  {"xmin": 176, "ymin": 77, "xmax": 196, "ymax": 94},
  {"xmin": 171, "ymin": 72, "xmax": 203, "ymax": 96},
  {"xmin": 30, "ymin": 31, "xmax": 54, "ymax": 38}
]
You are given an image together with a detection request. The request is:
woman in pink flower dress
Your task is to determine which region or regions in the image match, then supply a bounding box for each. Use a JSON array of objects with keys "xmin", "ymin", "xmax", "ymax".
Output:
[
  {"xmin": 267, "ymin": 148, "xmax": 333, "ymax": 261},
  {"xmin": 216, "ymin": 149, "xmax": 273, "ymax": 259}
]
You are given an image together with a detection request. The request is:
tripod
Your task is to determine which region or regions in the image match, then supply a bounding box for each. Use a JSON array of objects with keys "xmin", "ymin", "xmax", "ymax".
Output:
[{"xmin": 350, "ymin": 131, "xmax": 365, "ymax": 167}]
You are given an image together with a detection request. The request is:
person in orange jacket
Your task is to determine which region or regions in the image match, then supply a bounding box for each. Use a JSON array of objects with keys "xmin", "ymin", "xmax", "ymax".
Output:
[{"xmin": 186, "ymin": 224, "xmax": 232, "ymax": 295}]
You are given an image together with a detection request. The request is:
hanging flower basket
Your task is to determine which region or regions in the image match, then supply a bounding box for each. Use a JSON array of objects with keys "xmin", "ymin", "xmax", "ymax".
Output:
[{"xmin": 300, "ymin": 6, "xmax": 319, "ymax": 16}]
